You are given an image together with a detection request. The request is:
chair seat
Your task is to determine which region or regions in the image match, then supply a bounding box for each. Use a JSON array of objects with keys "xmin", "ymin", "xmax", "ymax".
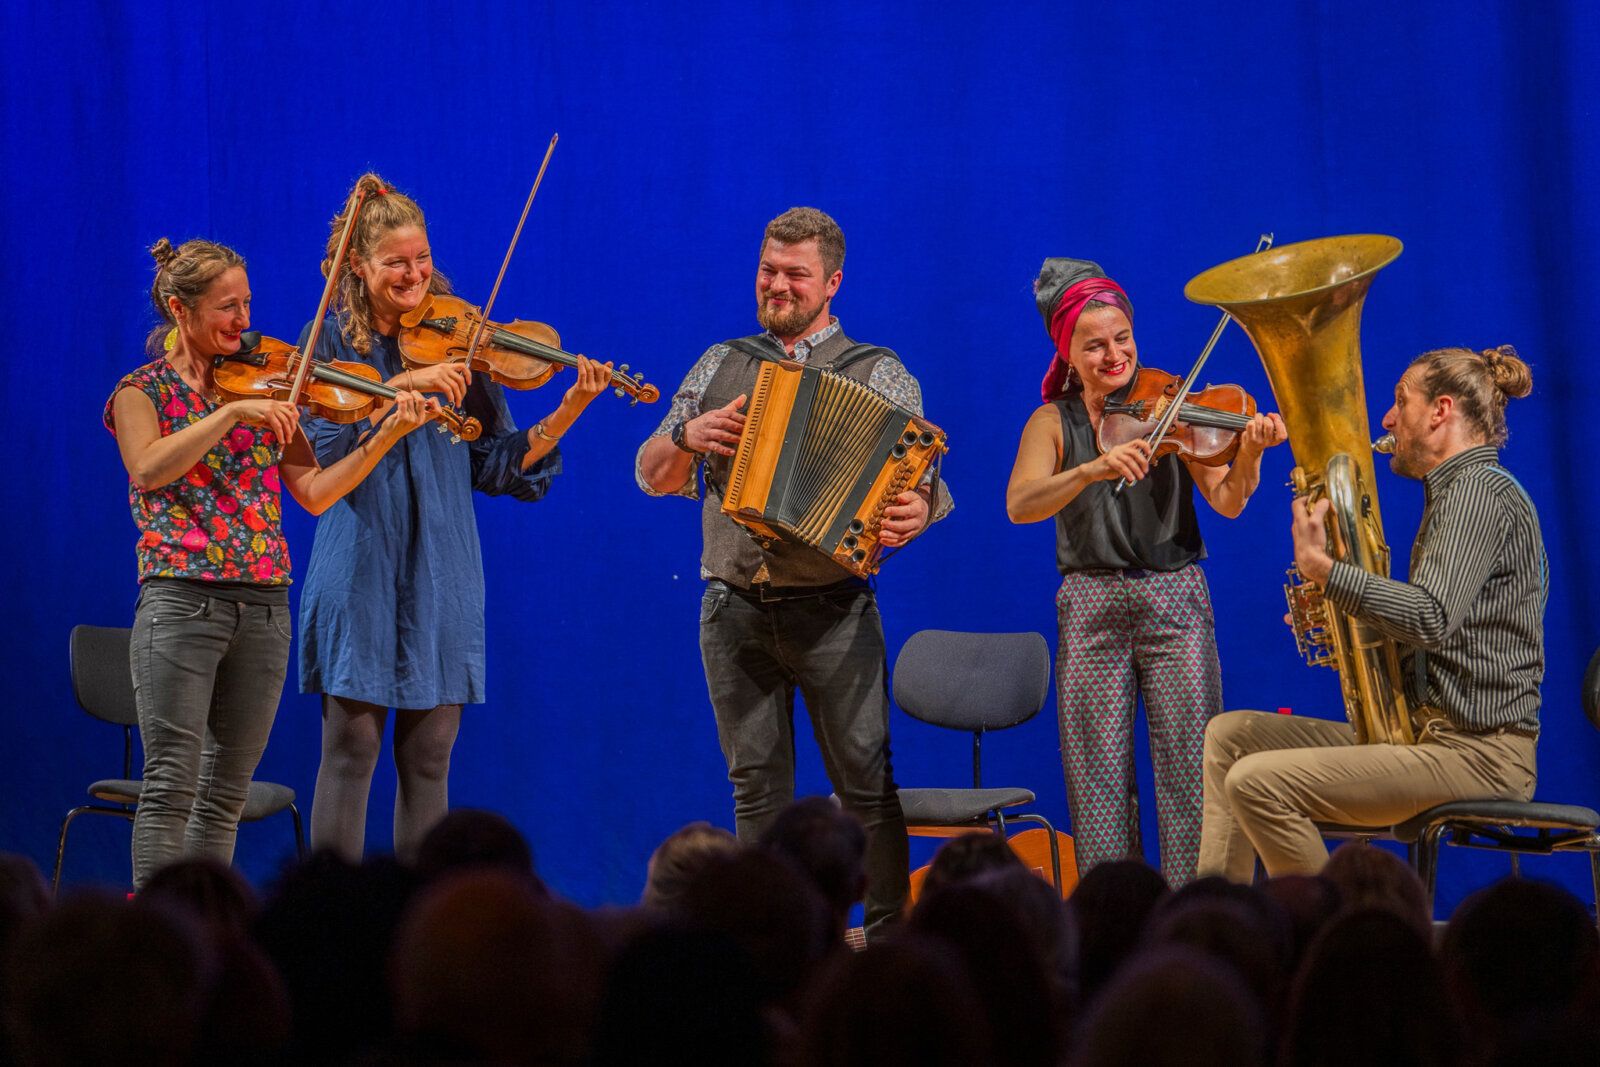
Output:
[
  {"xmin": 1392, "ymin": 799, "xmax": 1600, "ymax": 843},
  {"xmin": 898, "ymin": 786, "xmax": 1035, "ymax": 825},
  {"xmin": 87, "ymin": 779, "xmax": 297, "ymax": 821},
  {"xmin": 1316, "ymin": 822, "xmax": 1396, "ymax": 840},
  {"xmin": 242, "ymin": 781, "xmax": 297, "ymax": 820},
  {"xmin": 87, "ymin": 779, "xmax": 141, "ymax": 807}
]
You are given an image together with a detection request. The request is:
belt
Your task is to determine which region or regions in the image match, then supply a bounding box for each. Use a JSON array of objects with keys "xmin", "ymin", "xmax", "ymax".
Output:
[
  {"xmin": 1415, "ymin": 706, "xmax": 1538, "ymax": 741},
  {"xmin": 712, "ymin": 577, "xmax": 868, "ymax": 603},
  {"xmin": 1076, "ymin": 567, "xmax": 1152, "ymax": 579}
]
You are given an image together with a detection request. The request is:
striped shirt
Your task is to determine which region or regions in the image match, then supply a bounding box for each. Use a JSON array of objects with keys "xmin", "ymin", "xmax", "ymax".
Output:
[{"xmin": 1324, "ymin": 445, "xmax": 1546, "ymax": 736}]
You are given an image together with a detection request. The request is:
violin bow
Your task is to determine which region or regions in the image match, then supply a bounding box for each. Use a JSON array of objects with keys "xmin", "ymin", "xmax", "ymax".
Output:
[
  {"xmin": 288, "ymin": 184, "xmax": 372, "ymax": 408},
  {"xmin": 463, "ymin": 133, "xmax": 560, "ymax": 367},
  {"xmin": 1113, "ymin": 232, "xmax": 1274, "ymax": 494}
]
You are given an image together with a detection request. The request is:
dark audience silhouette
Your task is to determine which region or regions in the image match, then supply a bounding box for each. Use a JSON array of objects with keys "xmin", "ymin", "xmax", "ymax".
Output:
[{"xmin": 7, "ymin": 808, "xmax": 1599, "ymax": 1065}]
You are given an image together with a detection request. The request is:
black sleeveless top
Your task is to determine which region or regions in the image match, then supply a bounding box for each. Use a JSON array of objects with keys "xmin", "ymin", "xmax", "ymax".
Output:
[{"xmin": 1053, "ymin": 386, "xmax": 1205, "ymax": 575}]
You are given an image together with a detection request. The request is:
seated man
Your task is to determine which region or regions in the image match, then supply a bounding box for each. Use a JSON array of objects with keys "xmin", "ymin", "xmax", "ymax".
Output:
[{"xmin": 1199, "ymin": 344, "xmax": 1546, "ymax": 880}]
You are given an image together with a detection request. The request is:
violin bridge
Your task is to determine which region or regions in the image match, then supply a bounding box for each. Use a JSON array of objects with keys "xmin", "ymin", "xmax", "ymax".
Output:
[{"xmin": 1151, "ymin": 395, "xmax": 1173, "ymax": 421}]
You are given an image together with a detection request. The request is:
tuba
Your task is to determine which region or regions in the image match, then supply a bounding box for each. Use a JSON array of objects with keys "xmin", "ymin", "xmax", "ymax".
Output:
[{"xmin": 1184, "ymin": 234, "xmax": 1415, "ymax": 745}]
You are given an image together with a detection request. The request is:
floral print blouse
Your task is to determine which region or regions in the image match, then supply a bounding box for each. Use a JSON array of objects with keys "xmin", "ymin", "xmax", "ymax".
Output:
[{"xmin": 104, "ymin": 358, "xmax": 291, "ymax": 585}]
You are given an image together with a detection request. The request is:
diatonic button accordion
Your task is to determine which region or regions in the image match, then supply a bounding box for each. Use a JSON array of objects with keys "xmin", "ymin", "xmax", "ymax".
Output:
[{"xmin": 721, "ymin": 359, "xmax": 947, "ymax": 577}]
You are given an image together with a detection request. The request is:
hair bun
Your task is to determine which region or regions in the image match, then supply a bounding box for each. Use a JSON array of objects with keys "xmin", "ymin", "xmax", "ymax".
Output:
[
  {"xmin": 1482, "ymin": 344, "xmax": 1532, "ymax": 400},
  {"xmin": 353, "ymin": 173, "xmax": 388, "ymax": 199},
  {"xmin": 149, "ymin": 237, "xmax": 178, "ymax": 270}
]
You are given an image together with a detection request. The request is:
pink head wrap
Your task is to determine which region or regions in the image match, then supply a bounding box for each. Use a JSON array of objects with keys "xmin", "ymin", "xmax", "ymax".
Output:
[{"xmin": 1040, "ymin": 277, "xmax": 1133, "ymax": 403}]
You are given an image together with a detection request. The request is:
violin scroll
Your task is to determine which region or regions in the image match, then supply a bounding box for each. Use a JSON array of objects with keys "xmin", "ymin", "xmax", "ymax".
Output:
[{"xmin": 611, "ymin": 363, "xmax": 660, "ymax": 405}]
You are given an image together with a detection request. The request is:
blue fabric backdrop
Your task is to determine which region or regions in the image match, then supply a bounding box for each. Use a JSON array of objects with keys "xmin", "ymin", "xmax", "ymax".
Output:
[{"xmin": 3, "ymin": 0, "xmax": 1596, "ymax": 915}]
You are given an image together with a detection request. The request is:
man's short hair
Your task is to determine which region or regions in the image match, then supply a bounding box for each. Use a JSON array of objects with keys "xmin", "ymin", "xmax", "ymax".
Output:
[{"xmin": 762, "ymin": 207, "xmax": 845, "ymax": 277}]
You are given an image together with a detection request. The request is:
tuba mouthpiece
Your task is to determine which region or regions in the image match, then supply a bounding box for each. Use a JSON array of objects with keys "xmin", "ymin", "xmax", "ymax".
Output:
[{"xmin": 1372, "ymin": 434, "xmax": 1396, "ymax": 454}]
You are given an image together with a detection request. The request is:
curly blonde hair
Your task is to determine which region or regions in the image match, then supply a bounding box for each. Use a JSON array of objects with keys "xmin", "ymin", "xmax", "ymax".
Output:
[{"xmin": 322, "ymin": 173, "xmax": 452, "ymax": 355}]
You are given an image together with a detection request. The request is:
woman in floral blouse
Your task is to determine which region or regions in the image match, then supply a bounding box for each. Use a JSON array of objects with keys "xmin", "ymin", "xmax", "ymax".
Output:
[{"xmin": 105, "ymin": 236, "xmax": 431, "ymax": 888}]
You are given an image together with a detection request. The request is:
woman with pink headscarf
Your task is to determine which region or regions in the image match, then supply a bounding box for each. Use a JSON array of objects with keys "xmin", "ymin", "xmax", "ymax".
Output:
[{"xmin": 1006, "ymin": 257, "xmax": 1285, "ymax": 886}]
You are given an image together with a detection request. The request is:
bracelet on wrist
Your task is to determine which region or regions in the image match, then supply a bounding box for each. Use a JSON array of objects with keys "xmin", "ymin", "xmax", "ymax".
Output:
[{"xmin": 533, "ymin": 421, "xmax": 563, "ymax": 443}]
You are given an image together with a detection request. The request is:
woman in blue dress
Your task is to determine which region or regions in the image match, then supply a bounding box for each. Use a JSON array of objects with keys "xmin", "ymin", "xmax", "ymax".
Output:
[{"xmin": 298, "ymin": 173, "xmax": 613, "ymax": 861}]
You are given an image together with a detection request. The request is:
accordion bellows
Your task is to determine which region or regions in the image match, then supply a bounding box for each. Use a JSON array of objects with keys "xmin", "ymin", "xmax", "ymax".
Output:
[{"xmin": 722, "ymin": 360, "xmax": 947, "ymax": 577}]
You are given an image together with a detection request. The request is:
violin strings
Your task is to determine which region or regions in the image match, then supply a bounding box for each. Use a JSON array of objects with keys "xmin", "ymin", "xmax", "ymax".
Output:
[{"xmin": 422, "ymin": 318, "xmax": 642, "ymax": 388}]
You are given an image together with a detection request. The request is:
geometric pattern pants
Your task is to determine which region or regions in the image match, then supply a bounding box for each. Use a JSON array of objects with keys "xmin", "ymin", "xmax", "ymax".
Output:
[{"xmin": 1055, "ymin": 565, "xmax": 1222, "ymax": 886}]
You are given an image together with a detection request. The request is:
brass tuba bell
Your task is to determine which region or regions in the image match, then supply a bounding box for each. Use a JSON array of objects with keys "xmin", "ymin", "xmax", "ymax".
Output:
[{"xmin": 1184, "ymin": 234, "xmax": 1415, "ymax": 745}]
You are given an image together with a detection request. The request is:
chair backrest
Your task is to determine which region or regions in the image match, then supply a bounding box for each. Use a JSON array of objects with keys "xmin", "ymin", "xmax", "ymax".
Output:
[
  {"xmin": 892, "ymin": 629, "xmax": 1051, "ymax": 732},
  {"xmin": 1585, "ymin": 645, "xmax": 1600, "ymax": 732},
  {"xmin": 69, "ymin": 625, "xmax": 139, "ymax": 727}
]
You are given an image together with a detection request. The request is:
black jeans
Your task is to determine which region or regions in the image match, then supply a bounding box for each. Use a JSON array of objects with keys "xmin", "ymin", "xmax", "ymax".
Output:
[{"xmin": 699, "ymin": 579, "xmax": 909, "ymax": 932}]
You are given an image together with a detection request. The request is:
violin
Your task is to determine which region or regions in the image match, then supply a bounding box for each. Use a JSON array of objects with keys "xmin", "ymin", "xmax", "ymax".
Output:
[
  {"xmin": 396, "ymin": 292, "xmax": 659, "ymax": 404},
  {"xmin": 1102, "ymin": 232, "xmax": 1277, "ymax": 493},
  {"xmin": 213, "ymin": 332, "xmax": 482, "ymax": 441},
  {"xmin": 1097, "ymin": 365, "xmax": 1256, "ymax": 466}
]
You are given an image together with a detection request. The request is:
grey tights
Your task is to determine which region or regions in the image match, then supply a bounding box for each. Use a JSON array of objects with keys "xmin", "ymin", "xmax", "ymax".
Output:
[{"xmin": 309, "ymin": 695, "xmax": 462, "ymax": 864}]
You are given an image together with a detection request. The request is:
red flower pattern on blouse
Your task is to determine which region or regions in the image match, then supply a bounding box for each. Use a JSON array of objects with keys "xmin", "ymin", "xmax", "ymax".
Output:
[{"xmin": 105, "ymin": 359, "xmax": 292, "ymax": 585}]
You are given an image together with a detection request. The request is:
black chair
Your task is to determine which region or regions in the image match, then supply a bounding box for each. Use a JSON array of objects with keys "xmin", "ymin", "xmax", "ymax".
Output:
[
  {"xmin": 52, "ymin": 624, "xmax": 305, "ymax": 892},
  {"xmin": 1318, "ymin": 645, "xmax": 1600, "ymax": 928},
  {"xmin": 890, "ymin": 629, "xmax": 1065, "ymax": 891}
]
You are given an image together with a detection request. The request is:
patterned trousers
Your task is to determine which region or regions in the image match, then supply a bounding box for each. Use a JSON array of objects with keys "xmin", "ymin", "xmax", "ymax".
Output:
[{"xmin": 1055, "ymin": 565, "xmax": 1222, "ymax": 886}]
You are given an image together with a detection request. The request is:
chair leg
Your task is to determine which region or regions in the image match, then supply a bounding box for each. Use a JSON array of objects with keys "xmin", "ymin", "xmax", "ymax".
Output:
[
  {"xmin": 1417, "ymin": 823, "xmax": 1447, "ymax": 921},
  {"xmin": 52, "ymin": 806, "xmax": 135, "ymax": 894},
  {"xmin": 1509, "ymin": 852, "xmax": 1521, "ymax": 880},
  {"xmin": 1589, "ymin": 846, "xmax": 1600, "ymax": 937},
  {"xmin": 288, "ymin": 801, "xmax": 306, "ymax": 859},
  {"xmin": 1009, "ymin": 813, "xmax": 1064, "ymax": 892},
  {"xmin": 52, "ymin": 807, "xmax": 87, "ymax": 893}
]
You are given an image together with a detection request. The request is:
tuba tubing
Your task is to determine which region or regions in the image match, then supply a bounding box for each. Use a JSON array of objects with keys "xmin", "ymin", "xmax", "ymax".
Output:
[
  {"xmin": 1187, "ymin": 235, "xmax": 1415, "ymax": 746},
  {"xmin": 1319, "ymin": 455, "xmax": 1415, "ymax": 745}
]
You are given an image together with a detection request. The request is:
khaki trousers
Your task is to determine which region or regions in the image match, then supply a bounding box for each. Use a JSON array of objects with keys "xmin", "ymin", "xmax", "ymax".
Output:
[{"xmin": 1197, "ymin": 709, "xmax": 1537, "ymax": 881}]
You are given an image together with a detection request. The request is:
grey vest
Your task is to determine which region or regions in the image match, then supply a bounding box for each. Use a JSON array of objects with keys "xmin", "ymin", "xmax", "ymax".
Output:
[{"xmin": 700, "ymin": 329, "xmax": 891, "ymax": 588}]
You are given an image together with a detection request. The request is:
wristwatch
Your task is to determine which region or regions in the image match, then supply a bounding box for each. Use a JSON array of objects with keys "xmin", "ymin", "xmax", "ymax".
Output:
[{"xmin": 670, "ymin": 420, "xmax": 702, "ymax": 455}]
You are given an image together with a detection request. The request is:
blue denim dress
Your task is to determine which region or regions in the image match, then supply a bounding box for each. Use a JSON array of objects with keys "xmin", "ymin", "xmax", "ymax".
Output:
[{"xmin": 295, "ymin": 315, "xmax": 560, "ymax": 708}]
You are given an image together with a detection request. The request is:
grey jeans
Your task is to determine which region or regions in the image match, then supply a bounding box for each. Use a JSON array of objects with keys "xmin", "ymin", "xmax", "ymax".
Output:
[
  {"xmin": 699, "ymin": 579, "xmax": 908, "ymax": 932},
  {"xmin": 129, "ymin": 582, "xmax": 290, "ymax": 888}
]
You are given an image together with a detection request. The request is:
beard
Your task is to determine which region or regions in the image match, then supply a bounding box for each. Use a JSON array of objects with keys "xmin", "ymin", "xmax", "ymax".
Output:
[
  {"xmin": 1387, "ymin": 438, "xmax": 1423, "ymax": 479},
  {"xmin": 757, "ymin": 293, "xmax": 825, "ymax": 338}
]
